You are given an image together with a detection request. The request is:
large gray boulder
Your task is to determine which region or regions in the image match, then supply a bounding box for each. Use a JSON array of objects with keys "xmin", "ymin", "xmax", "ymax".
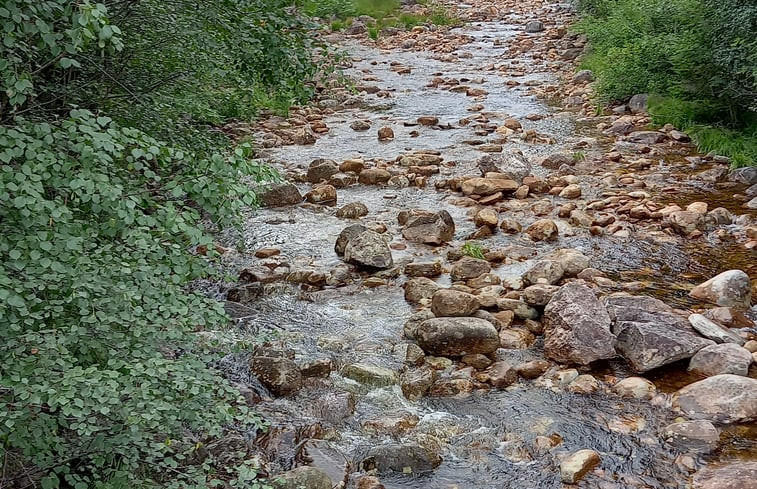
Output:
[
  {"xmin": 689, "ymin": 269, "xmax": 752, "ymax": 310},
  {"xmin": 343, "ymin": 230, "xmax": 393, "ymax": 269},
  {"xmin": 672, "ymin": 374, "xmax": 757, "ymax": 424},
  {"xmin": 402, "ymin": 210, "xmax": 455, "ymax": 245},
  {"xmin": 542, "ymin": 283, "xmax": 616, "ymax": 365},
  {"xmin": 417, "ymin": 317, "xmax": 500, "ymax": 357},
  {"xmin": 306, "ymin": 158, "xmax": 339, "ymax": 183},
  {"xmin": 605, "ymin": 295, "xmax": 713, "ymax": 372},
  {"xmin": 728, "ymin": 166, "xmax": 757, "ymax": 185}
]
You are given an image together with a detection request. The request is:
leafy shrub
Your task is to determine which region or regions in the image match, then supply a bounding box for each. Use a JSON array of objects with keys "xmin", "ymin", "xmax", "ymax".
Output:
[
  {"xmin": 0, "ymin": 110, "xmax": 274, "ymax": 487},
  {"xmin": 574, "ymin": 0, "xmax": 757, "ymax": 165}
]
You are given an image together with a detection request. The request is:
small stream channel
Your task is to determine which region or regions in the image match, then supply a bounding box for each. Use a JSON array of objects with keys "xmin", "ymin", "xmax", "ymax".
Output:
[{"xmin": 211, "ymin": 7, "xmax": 757, "ymax": 489}]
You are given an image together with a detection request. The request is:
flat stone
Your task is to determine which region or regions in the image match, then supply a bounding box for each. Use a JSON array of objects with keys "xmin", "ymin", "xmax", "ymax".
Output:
[
  {"xmin": 688, "ymin": 313, "xmax": 745, "ymax": 345},
  {"xmin": 688, "ymin": 343, "xmax": 753, "ymax": 377},
  {"xmin": 693, "ymin": 462, "xmax": 757, "ymax": 489},
  {"xmin": 417, "ymin": 317, "xmax": 500, "ymax": 357}
]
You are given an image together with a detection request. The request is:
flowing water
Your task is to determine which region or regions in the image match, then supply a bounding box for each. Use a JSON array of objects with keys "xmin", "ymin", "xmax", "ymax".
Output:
[{"xmin": 211, "ymin": 8, "xmax": 757, "ymax": 488}]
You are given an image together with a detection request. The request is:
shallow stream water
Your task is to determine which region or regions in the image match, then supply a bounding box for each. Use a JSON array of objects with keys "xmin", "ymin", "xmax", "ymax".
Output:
[{"xmin": 213, "ymin": 9, "xmax": 757, "ymax": 489}]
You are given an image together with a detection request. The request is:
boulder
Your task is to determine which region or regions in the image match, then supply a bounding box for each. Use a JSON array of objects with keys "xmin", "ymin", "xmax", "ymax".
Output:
[
  {"xmin": 547, "ymin": 248, "xmax": 590, "ymax": 276},
  {"xmin": 627, "ymin": 131, "xmax": 665, "ymax": 144},
  {"xmin": 336, "ymin": 202, "xmax": 369, "ymax": 219},
  {"xmin": 450, "ymin": 256, "xmax": 491, "ymax": 281},
  {"xmin": 402, "ymin": 210, "xmax": 455, "ymax": 245},
  {"xmin": 477, "ymin": 151, "xmax": 531, "ymax": 183},
  {"xmin": 668, "ymin": 210, "xmax": 704, "ymax": 234},
  {"xmin": 523, "ymin": 260, "xmax": 564, "ymax": 285},
  {"xmin": 362, "ymin": 443, "xmax": 442, "ymax": 474},
  {"xmin": 606, "ymin": 295, "xmax": 713, "ymax": 372},
  {"xmin": 628, "ymin": 93, "xmax": 648, "ymax": 114},
  {"xmin": 672, "ymin": 374, "xmax": 757, "ymax": 424},
  {"xmin": 307, "ymin": 159, "xmax": 339, "ymax": 183},
  {"xmin": 335, "ymin": 224, "xmax": 368, "ymax": 256},
  {"xmin": 524, "ymin": 219, "xmax": 558, "ymax": 241},
  {"xmin": 689, "ymin": 270, "xmax": 752, "ymax": 310},
  {"xmin": 525, "ymin": 20, "xmax": 545, "ymax": 33},
  {"xmin": 523, "ymin": 284, "xmax": 560, "ymax": 306},
  {"xmin": 693, "ymin": 462, "xmax": 757, "ymax": 489},
  {"xmin": 688, "ymin": 343, "xmax": 753, "ymax": 377},
  {"xmin": 344, "ymin": 230, "xmax": 393, "ymax": 269},
  {"xmin": 662, "ymin": 420, "xmax": 719, "ymax": 452},
  {"xmin": 305, "ymin": 184, "xmax": 337, "ymax": 205},
  {"xmin": 431, "ymin": 289, "xmax": 480, "ymax": 317},
  {"xmin": 404, "ymin": 278, "xmax": 440, "ymax": 304},
  {"xmin": 250, "ymin": 356, "xmax": 303, "ymax": 397},
  {"xmin": 359, "ymin": 168, "xmax": 392, "ymax": 185},
  {"xmin": 542, "ymin": 283, "xmax": 616, "ymax": 365},
  {"xmin": 728, "ymin": 166, "xmax": 757, "ymax": 185},
  {"xmin": 259, "ymin": 182, "xmax": 302, "ymax": 207},
  {"xmin": 417, "ymin": 317, "xmax": 500, "ymax": 357}
]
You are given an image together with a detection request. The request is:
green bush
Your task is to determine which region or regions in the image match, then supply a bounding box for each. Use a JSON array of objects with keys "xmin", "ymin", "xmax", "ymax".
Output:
[
  {"xmin": 0, "ymin": 0, "xmax": 328, "ymax": 486},
  {"xmin": 574, "ymin": 0, "xmax": 757, "ymax": 165},
  {"xmin": 0, "ymin": 110, "xmax": 275, "ymax": 487}
]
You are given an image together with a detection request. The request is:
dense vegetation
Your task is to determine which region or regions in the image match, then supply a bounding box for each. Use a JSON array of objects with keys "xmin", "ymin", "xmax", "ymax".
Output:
[
  {"xmin": 574, "ymin": 0, "xmax": 757, "ymax": 166},
  {"xmin": 302, "ymin": 0, "xmax": 458, "ymax": 39},
  {"xmin": 0, "ymin": 1, "xmax": 327, "ymax": 487}
]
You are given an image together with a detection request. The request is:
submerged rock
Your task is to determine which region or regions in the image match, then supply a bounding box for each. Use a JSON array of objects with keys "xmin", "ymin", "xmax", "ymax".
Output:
[
  {"xmin": 250, "ymin": 356, "xmax": 303, "ymax": 397},
  {"xmin": 673, "ymin": 374, "xmax": 757, "ymax": 424},
  {"xmin": 543, "ymin": 283, "xmax": 616, "ymax": 365},
  {"xmin": 662, "ymin": 420, "xmax": 719, "ymax": 452}
]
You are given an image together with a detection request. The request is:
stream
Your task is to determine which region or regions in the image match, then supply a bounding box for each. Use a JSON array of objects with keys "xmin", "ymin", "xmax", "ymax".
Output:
[{"xmin": 207, "ymin": 1, "xmax": 757, "ymax": 487}]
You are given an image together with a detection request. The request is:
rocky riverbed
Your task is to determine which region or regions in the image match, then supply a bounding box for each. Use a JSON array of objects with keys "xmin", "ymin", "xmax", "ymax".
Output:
[{"xmin": 202, "ymin": 0, "xmax": 757, "ymax": 488}]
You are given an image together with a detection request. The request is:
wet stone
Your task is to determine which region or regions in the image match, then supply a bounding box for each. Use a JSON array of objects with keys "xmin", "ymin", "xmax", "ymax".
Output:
[
  {"xmin": 336, "ymin": 201, "xmax": 369, "ymax": 219},
  {"xmin": 688, "ymin": 343, "xmax": 753, "ymax": 377},
  {"xmin": 560, "ymin": 449, "xmax": 601, "ymax": 484},
  {"xmin": 662, "ymin": 420, "xmax": 719, "ymax": 451},
  {"xmin": 250, "ymin": 356, "xmax": 303, "ymax": 397},
  {"xmin": 612, "ymin": 377, "xmax": 656, "ymax": 400},
  {"xmin": 400, "ymin": 367, "xmax": 436, "ymax": 401},
  {"xmin": 417, "ymin": 317, "xmax": 500, "ymax": 357},
  {"xmin": 362, "ymin": 443, "xmax": 442, "ymax": 475},
  {"xmin": 343, "ymin": 230, "xmax": 393, "ymax": 269},
  {"xmin": 402, "ymin": 210, "xmax": 456, "ymax": 245},
  {"xmin": 451, "ymin": 256, "xmax": 491, "ymax": 281},
  {"xmin": 342, "ymin": 363, "xmax": 398, "ymax": 388},
  {"xmin": 693, "ymin": 462, "xmax": 757, "ymax": 489},
  {"xmin": 543, "ymin": 283, "xmax": 616, "ymax": 365},
  {"xmin": 307, "ymin": 158, "xmax": 339, "ymax": 183},
  {"xmin": 405, "ymin": 261, "xmax": 442, "ymax": 278},
  {"xmin": 404, "ymin": 278, "xmax": 441, "ymax": 305},
  {"xmin": 259, "ymin": 182, "xmax": 302, "ymax": 207},
  {"xmin": 673, "ymin": 374, "xmax": 757, "ymax": 424}
]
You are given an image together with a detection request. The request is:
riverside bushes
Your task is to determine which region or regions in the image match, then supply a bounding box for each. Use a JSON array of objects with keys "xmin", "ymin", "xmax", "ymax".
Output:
[
  {"xmin": 0, "ymin": 1, "xmax": 326, "ymax": 487},
  {"xmin": 574, "ymin": 0, "xmax": 757, "ymax": 166}
]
